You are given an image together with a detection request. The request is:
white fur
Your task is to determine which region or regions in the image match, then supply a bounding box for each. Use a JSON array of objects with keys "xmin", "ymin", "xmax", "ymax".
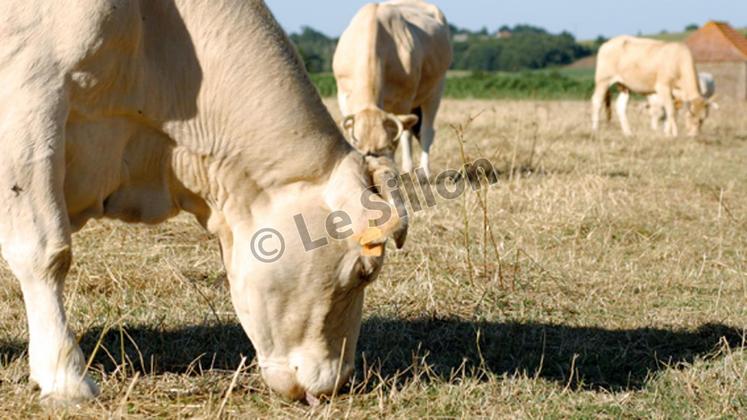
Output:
[{"xmin": 0, "ymin": 0, "xmax": 404, "ymax": 403}]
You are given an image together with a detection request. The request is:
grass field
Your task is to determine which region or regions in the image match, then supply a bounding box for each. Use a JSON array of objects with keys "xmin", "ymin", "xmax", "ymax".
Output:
[{"xmin": 1, "ymin": 99, "xmax": 746, "ymax": 418}]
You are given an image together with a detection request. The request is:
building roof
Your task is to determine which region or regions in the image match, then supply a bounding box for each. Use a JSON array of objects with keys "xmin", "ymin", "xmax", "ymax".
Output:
[{"xmin": 686, "ymin": 21, "xmax": 747, "ymax": 62}]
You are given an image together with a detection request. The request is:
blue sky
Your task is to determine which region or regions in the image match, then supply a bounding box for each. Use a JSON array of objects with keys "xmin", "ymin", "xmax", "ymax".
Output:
[{"xmin": 266, "ymin": 0, "xmax": 747, "ymax": 40}]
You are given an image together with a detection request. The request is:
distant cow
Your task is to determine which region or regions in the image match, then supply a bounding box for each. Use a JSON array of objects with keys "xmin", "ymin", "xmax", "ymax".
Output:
[
  {"xmin": 333, "ymin": 0, "xmax": 452, "ymax": 177},
  {"xmin": 592, "ymin": 36, "xmax": 710, "ymax": 137},
  {"xmin": 642, "ymin": 73, "xmax": 716, "ymax": 132}
]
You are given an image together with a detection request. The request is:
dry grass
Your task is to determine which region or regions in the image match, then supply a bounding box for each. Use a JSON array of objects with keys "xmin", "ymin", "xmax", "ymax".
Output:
[{"xmin": 1, "ymin": 99, "xmax": 746, "ymax": 418}]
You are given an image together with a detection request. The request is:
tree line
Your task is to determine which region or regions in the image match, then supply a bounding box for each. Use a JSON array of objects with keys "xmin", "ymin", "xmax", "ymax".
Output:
[{"xmin": 289, "ymin": 24, "xmax": 593, "ymax": 73}]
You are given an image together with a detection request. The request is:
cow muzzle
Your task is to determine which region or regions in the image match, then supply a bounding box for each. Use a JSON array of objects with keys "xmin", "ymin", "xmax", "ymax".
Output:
[{"xmin": 259, "ymin": 356, "xmax": 354, "ymax": 403}]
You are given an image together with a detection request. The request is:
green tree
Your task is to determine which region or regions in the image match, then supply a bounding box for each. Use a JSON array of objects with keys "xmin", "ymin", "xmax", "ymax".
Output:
[
  {"xmin": 289, "ymin": 26, "xmax": 336, "ymax": 73},
  {"xmin": 288, "ymin": 23, "xmax": 592, "ymax": 74},
  {"xmin": 450, "ymin": 24, "xmax": 591, "ymax": 71}
]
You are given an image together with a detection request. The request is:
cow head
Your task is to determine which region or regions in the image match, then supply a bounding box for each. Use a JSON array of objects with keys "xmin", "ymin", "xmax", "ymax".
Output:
[
  {"xmin": 218, "ymin": 152, "xmax": 407, "ymax": 402},
  {"xmin": 342, "ymin": 108, "xmax": 419, "ymax": 158},
  {"xmin": 684, "ymin": 97, "xmax": 710, "ymax": 137}
]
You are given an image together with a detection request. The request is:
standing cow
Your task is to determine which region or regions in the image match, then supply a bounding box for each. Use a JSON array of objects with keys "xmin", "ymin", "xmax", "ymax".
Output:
[
  {"xmin": 592, "ymin": 36, "xmax": 710, "ymax": 137},
  {"xmin": 333, "ymin": 0, "xmax": 452, "ymax": 178},
  {"xmin": 0, "ymin": 0, "xmax": 407, "ymax": 404}
]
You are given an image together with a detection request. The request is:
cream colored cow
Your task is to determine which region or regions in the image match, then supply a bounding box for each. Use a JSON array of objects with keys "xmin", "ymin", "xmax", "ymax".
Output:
[
  {"xmin": 333, "ymin": 0, "xmax": 452, "ymax": 178},
  {"xmin": 592, "ymin": 36, "xmax": 709, "ymax": 137},
  {"xmin": 0, "ymin": 0, "xmax": 407, "ymax": 404}
]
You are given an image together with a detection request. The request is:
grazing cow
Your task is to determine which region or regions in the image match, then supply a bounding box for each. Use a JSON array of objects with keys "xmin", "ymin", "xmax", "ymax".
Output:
[
  {"xmin": 333, "ymin": 0, "xmax": 452, "ymax": 178},
  {"xmin": 0, "ymin": 0, "xmax": 408, "ymax": 404},
  {"xmin": 642, "ymin": 73, "xmax": 716, "ymax": 132},
  {"xmin": 592, "ymin": 36, "xmax": 709, "ymax": 137}
]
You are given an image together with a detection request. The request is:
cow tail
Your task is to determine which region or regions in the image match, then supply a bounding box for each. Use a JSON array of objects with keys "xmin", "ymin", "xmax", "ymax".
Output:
[
  {"xmin": 412, "ymin": 107, "xmax": 423, "ymax": 139},
  {"xmin": 604, "ymin": 89, "xmax": 612, "ymax": 122}
]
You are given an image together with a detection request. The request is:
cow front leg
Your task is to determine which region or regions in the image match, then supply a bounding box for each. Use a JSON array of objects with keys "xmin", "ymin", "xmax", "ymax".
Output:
[
  {"xmin": 656, "ymin": 86, "xmax": 677, "ymax": 137},
  {"xmin": 417, "ymin": 82, "xmax": 445, "ymax": 179},
  {"xmin": 418, "ymin": 124, "xmax": 434, "ymax": 179},
  {"xmin": 9, "ymin": 244, "xmax": 98, "ymax": 403},
  {"xmin": 400, "ymin": 130, "xmax": 414, "ymax": 173},
  {"xmin": 0, "ymin": 89, "xmax": 98, "ymax": 403}
]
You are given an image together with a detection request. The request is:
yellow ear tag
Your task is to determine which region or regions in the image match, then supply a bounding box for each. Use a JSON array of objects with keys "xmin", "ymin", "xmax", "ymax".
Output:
[
  {"xmin": 358, "ymin": 227, "xmax": 384, "ymax": 246},
  {"xmin": 362, "ymin": 244, "xmax": 384, "ymax": 257}
]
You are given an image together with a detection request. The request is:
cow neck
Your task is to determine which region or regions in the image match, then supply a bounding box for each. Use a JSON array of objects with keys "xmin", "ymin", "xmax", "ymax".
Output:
[
  {"xmin": 164, "ymin": 1, "xmax": 350, "ymax": 196},
  {"xmin": 680, "ymin": 58, "xmax": 703, "ymax": 101}
]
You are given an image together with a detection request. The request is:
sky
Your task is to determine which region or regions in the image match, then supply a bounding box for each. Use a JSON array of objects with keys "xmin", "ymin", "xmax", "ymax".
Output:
[{"xmin": 266, "ymin": 0, "xmax": 747, "ymax": 40}]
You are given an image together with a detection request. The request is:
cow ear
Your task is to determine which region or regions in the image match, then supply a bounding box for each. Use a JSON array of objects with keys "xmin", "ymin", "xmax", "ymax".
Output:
[
  {"xmin": 324, "ymin": 154, "xmax": 408, "ymax": 253},
  {"xmin": 342, "ymin": 115, "xmax": 355, "ymax": 131},
  {"xmin": 363, "ymin": 155, "xmax": 408, "ymax": 249},
  {"xmin": 397, "ymin": 114, "xmax": 419, "ymax": 130}
]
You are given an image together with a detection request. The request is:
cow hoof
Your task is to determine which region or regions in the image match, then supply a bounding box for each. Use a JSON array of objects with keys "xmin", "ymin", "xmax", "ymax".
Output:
[{"xmin": 39, "ymin": 375, "xmax": 100, "ymax": 406}]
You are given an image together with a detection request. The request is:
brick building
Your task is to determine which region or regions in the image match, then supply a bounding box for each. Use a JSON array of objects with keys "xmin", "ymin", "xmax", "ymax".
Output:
[{"xmin": 686, "ymin": 22, "xmax": 747, "ymax": 101}]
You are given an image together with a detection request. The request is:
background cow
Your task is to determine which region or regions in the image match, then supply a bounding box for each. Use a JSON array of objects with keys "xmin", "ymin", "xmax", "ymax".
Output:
[
  {"xmin": 592, "ymin": 36, "xmax": 709, "ymax": 137},
  {"xmin": 333, "ymin": 0, "xmax": 452, "ymax": 178},
  {"xmin": 0, "ymin": 0, "xmax": 406, "ymax": 404}
]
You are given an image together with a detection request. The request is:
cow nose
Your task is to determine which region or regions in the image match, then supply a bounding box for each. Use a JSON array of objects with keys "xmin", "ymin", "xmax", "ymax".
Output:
[
  {"xmin": 260, "ymin": 358, "xmax": 353, "ymax": 401},
  {"xmin": 260, "ymin": 365, "xmax": 305, "ymax": 400},
  {"xmin": 293, "ymin": 357, "xmax": 354, "ymax": 398}
]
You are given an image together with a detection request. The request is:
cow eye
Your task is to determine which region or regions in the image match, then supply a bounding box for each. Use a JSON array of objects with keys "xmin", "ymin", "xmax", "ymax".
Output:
[{"xmin": 354, "ymin": 256, "xmax": 382, "ymax": 286}]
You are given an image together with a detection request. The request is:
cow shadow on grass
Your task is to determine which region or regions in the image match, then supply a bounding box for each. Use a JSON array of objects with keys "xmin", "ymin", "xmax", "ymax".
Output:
[
  {"xmin": 356, "ymin": 318, "xmax": 744, "ymax": 391},
  {"xmin": 0, "ymin": 318, "xmax": 743, "ymax": 392}
]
